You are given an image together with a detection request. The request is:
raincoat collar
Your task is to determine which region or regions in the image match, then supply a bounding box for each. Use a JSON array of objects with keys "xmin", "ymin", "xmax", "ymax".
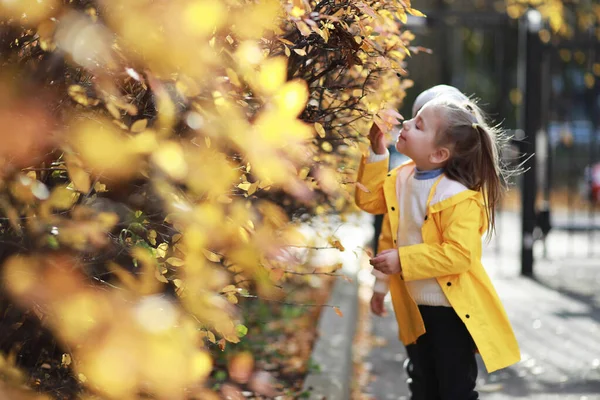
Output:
[{"xmin": 388, "ymin": 160, "xmax": 481, "ymax": 213}]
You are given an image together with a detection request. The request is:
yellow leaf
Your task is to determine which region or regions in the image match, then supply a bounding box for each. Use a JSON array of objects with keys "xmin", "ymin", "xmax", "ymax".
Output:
[
  {"xmin": 584, "ymin": 73, "xmax": 595, "ymax": 89},
  {"xmin": 106, "ymin": 102, "xmax": 121, "ymax": 119},
  {"xmin": 65, "ymin": 155, "xmax": 91, "ymax": 193},
  {"xmin": 226, "ymin": 293, "xmax": 238, "ymax": 304},
  {"xmin": 154, "ymin": 269, "xmax": 168, "ymax": 283},
  {"xmin": 314, "ymin": 122, "xmax": 326, "ymax": 138},
  {"xmin": 328, "ymin": 237, "xmax": 345, "ymax": 252},
  {"xmin": 156, "ymin": 243, "xmax": 169, "ymax": 258},
  {"xmin": 190, "ymin": 351, "xmax": 213, "ymax": 381},
  {"xmin": 70, "ymin": 119, "xmax": 140, "ymax": 179},
  {"xmin": 334, "ymin": 306, "xmax": 343, "ymax": 317},
  {"xmin": 226, "ymin": 68, "xmax": 242, "ymax": 87},
  {"xmin": 295, "ymin": 20, "xmax": 312, "ymax": 36},
  {"xmin": 94, "ymin": 182, "xmax": 107, "ymax": 192},
  {"xmin": 202, "ymin": 249, "xmax": 222, "ymax": 262},
  {"xmin": 257, "ymin": 57, "xmax": 287, "ymax": 94},
  {"xmin": 148, "ymin": 229, "xmax": 157, "ymax": 246},
  {"xmin": 166, "ymin": 257, "xmax": 185, "ymax": 267},
  {"xmin": 397, "ymin": 10, "xmax": 407, "ymax": 24},
  {"xmin": 247, "ymin": 181, "xmax": 259, "ymax": 196},
  {"xmin": 221, "ymin": 285, "xmax": 236, "ymax": 293},
  {"xmin": 238, "ymin": 182, "xmax": 251, "ymax": 191},
  {"xmin": 278, "ymin": 38, "xmax": 294, "ymax": 46},
  {"xmin": 68, "ymin": 85, "xmax": 100, "ymax": 106},
  {"xmin": 224, "ymin": 335, "xmax": 240, "ymax": 344},
  {"xmin": 130, "ymin": 118, "xmax": 148, "ymax": 133},
  {"xmin": 207, "ymin": 331, "xmax": 217, "ymax": 343},
  {"xmin": 47, "ymin": 186, "xmax": 78, "ymax": 210},
  {"xmin": 407, "ymin": 8, "xmax": 426, "ymax": 17},
  {"xmin": 293, "ymin": 48, "xmax": 307, "ymax": 56},
  {"xmin": 61, "ymin": 353, "xmax": 72, "ymax": 367},
  {"xmin": 298, "ymin": 167, "xmax": 310, "ymax": 180},
  {"xmin": 273, "ymin": 80, "xmax": 309, "ymax": 117},
  {"xmin": 284, "ymin": 45, "xmax": 291, "ymax": 57},
  {"xmin": 151, "ymin": 142, "xmax": 187, "ymax": 180},
  {"xmin": 97, "ymin": 212, "xmax": 119, "ymax": 230}
]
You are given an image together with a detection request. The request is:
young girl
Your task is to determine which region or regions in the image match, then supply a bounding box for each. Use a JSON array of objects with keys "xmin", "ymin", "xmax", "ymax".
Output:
[{"xmin": 355, "ymin": 98, "xmax": 520, "ymax": 399}]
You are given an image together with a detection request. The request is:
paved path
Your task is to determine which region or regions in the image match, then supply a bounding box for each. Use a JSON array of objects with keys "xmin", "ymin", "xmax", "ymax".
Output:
[{"xmin": 362, "ymin": 212, "xmax": 600, "ymax": 399}]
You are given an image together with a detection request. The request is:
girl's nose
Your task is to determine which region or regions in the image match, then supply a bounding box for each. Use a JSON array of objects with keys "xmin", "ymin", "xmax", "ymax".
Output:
[{"xmin": 402, "ymin": 119, "xmax": 410, "ymax": 129}]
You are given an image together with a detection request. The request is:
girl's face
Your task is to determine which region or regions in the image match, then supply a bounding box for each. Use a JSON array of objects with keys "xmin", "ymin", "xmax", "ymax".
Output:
[{"xmin": 395, "ymin": 103, "xmax": 446, "ymax": 169}]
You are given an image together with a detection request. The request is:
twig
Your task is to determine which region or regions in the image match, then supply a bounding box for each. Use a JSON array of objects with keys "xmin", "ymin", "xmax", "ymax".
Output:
[{"xmin": 240, "ymin": 294, "xmax": 339, "ymax": 309}]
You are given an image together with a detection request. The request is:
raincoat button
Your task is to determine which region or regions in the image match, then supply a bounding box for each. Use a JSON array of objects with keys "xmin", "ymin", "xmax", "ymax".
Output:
[
  {"xmin": 447, "ymin": 282, "xmax": 451, "ymax": 287},
  {"xmin": 391, "ymin": 207, "xmax": 395, "ymax": 211},
  {"xmin": 387, "ymin": 173, "xmax": 391, "ymax": 177},
  {"xmin": 424, "ymin": 215, "xmax": 428, "ymax": 221},
  {"xmin": 466, "ymin": 314, "xmax": 470, "ymax": 319}
]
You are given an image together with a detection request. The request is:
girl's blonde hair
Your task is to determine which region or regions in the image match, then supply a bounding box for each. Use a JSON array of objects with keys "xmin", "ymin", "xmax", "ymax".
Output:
[{"xmin": 432, "ymin": 100, "xmax": 507, "ymax": 240}]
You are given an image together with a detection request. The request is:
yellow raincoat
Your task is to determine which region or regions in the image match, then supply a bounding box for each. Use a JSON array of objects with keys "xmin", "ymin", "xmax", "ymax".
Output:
[{"xmin": 355, "ymin": 155, "xmax": 520, "ymax": 373}]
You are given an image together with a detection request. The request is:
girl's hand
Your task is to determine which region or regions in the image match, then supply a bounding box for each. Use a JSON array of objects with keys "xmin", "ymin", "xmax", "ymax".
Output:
[
  {"xmin": 370, "ymin": 292, "xmax": 387, "ymax": 316},
  {"xmin": 370, "ymin": 249, "xmax": 402, "ymax": 275},
  {"xmin": 368, "ymin": 123, "xmax": 387, "ymax": 155}
]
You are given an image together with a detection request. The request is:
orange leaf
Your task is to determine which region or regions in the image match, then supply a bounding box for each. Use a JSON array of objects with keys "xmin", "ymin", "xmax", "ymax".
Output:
[
  {"xmin": 333, "ymin": 307, "xmax": 343, "ymax": 317},
  {"xmin": 269, "ymin": 268, "xmax": 285, "ymax": 282}
]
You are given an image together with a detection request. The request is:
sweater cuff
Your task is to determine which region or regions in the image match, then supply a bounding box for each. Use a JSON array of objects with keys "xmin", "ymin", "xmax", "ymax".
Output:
[
  {"xmin": 373, "ymin": 278, "xmax": 390, "ymax": 294},
  {"xmin": 372, "ymin": 268, "xmax": 390, "ymax": 280},
  {"xmin": 367, "ymin": 147, "xmax": 389, "ymax": 163}
]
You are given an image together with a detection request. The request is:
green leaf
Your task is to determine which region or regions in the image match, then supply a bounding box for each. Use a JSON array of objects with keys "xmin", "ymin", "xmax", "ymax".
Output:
[
  {"xmin": 235, "ymin": 324, "xmax": 248, "ymax": 338},
  {"xmin": 47, "ymin": 235, "xmax": 59, "ymax": 250},
  {"xmin": 214, "ymin": 370, "xmax": 227, "ymax": 382}
]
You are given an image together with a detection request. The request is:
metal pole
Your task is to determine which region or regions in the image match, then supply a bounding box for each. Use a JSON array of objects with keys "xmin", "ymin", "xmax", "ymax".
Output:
[{"xmin": 520, "ymin": 11, "xmax": 543, "ymax": 277}]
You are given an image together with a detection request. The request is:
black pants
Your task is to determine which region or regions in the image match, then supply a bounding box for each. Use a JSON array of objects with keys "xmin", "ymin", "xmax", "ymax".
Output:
[{"xmin": 405, "ymin": 306, "xmax": 479, "ymax": 400}]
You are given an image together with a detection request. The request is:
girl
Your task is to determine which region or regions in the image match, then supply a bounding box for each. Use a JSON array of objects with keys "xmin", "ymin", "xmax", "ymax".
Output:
[
  {"xmin": 355, "ymin": 98, "xmax": 520, "ymax": 399},
  {"xmin": 370, "ymin": 85, "xmax": 470, "ymax": 398},
  {"xmin": 370, "ymin": 84, "xmax": 470, "ymax": 312}
]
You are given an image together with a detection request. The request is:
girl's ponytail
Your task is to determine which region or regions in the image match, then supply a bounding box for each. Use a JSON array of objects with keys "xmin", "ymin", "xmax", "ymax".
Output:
[
  {"xmin": 472, "ymin": 123, "xmax": 502, "ymax": 240},
  {"xmin": 434, "ymin": 101, "xmax": 508, "ymax": 241}
]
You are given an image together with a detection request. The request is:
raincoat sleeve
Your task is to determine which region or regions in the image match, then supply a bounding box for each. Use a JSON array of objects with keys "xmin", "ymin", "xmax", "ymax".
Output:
[
  {"xmin": 399, "ymin": 198, "xmax": 483, "ymax": 281},
  {"xmin": 354, "ymin": 149, "xmax": 389, "ymax": 215}
]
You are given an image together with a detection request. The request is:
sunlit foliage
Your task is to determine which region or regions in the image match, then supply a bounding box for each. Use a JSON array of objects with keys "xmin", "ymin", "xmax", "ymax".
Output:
[
  {"xmin": 505, "ymin": 0, "xmax": 600, "ymax": 39},
  {"xmin": 0, "ymin": 0, "xmax": 416, "ymax": 398}
]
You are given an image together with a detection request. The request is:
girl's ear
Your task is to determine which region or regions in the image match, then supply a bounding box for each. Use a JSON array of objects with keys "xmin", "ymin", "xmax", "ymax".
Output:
[{"xmin": 429, "ymin": 147, "xmax": 450, "ymax": 165}]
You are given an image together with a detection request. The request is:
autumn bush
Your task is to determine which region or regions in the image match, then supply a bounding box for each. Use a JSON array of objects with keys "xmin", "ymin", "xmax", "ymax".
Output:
[{"xmin": 0, "ymin": 0, "xmax": 419, "ymax": 398}]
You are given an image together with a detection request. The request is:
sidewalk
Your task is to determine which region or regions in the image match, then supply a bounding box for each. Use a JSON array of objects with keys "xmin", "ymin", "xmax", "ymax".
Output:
[{"xmin": 362, "ymin": 212, "xmax": 600, "ymax": 399}]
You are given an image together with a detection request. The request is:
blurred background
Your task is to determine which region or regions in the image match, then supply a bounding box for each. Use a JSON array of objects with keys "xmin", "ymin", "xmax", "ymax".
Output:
[
  {"xmin": 381, "ymin": 0, "xmax": 600, "ymax": 272},
  {"xmin": 361, "ymin": 2, "xmax": 600, "ymax": 399}
]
